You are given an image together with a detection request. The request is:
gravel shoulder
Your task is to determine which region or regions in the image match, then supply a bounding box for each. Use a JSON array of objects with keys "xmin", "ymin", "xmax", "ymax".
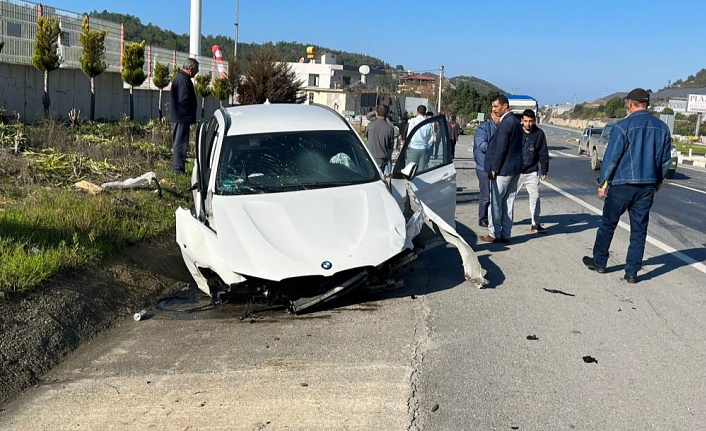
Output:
[{"xmin": 0, "ymin": 232, "xmax": 192, "ymax": 406}]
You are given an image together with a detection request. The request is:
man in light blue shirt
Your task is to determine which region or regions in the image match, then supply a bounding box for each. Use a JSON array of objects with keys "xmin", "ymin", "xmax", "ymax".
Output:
[{"xmin": 405, "ymin": 105, "xmax": 435, "ymax": 170}]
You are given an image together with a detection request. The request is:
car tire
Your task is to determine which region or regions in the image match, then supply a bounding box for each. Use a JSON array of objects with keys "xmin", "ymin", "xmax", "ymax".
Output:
[
  {"xmin": 591, "ymin": 148, "xmax": 601, "ymax": 170},
  {"xmin": 667, "ymin": 169, "xmax": 675, "ymax": 179},
  {"xmin": 578, "ymin": 142, "xmax": 585, "ymax": 155}
]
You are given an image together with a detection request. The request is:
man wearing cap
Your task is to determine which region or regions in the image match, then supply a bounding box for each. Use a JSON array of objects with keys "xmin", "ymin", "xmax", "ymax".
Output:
[{"xmin": 582, "ymin": 88, "xmax": 672, "ymax": 284}]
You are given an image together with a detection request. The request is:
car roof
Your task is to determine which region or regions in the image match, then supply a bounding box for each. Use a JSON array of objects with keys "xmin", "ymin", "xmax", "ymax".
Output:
[{"xmin": 222, "ymin": 103, "xmax": 350, "ymax": 136}]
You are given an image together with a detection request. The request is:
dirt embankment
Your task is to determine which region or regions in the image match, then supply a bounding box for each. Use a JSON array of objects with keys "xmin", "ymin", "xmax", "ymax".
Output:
[{"xmin": 0, "ymin": 232, "xmax": 192, "ymax": 406}]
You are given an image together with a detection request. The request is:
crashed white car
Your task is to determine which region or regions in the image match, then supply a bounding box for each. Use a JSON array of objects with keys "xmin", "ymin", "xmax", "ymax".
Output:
[{"xmin": 175, "ymin": 103, "xmax": 486, "ymax": 313}]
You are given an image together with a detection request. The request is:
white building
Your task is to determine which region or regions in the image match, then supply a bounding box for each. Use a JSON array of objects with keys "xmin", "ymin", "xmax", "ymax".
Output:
[{"xmin": 287, "ymin": 52, "xmax": 382, "ymax": 117}]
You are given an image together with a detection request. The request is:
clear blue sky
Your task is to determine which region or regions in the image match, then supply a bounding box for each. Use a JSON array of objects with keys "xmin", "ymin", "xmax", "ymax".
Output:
[{"xmin": 53, "ymin": 0, "xmax": 705, "ymax": 105}]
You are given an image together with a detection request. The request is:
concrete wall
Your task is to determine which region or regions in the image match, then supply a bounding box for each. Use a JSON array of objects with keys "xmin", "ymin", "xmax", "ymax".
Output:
[{"xmin": 0, "ymin": 63, "xmax": 221, "ymax": 123}]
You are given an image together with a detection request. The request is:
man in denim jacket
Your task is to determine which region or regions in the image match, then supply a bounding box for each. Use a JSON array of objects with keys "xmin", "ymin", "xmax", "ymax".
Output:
[{"xmin": 582, "ymin": 88, "xmax": 672, "ymax": 283}]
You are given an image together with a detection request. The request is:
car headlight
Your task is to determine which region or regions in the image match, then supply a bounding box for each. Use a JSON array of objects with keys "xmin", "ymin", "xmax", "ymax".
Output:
[{"xmin": 670, "ymin": 146, "xmax": 678, "ymax": 157}]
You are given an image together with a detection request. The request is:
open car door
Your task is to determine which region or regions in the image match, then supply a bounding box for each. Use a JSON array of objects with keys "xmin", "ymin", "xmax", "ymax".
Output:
[{"xmin": 390, "ymin": 114, "xmax": 457, "ymax": 227}]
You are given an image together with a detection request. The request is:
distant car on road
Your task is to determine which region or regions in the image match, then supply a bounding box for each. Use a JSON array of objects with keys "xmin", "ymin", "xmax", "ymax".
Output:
[
  {"xmin": 589, "ymin": 122, "xmax": 678, "ymax": 178},
  {"xmin": 577, "ymin": 126, "xmax": 603, "ymax": 156}
]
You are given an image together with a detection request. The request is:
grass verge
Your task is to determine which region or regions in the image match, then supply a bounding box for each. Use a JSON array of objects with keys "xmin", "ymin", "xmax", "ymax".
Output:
[{"xmin": 0, "ymin": 116, "xmax": 192, "ymax": 296}]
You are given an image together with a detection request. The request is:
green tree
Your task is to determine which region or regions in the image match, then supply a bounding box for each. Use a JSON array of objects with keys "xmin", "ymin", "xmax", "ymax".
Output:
[
  {"xmin": 226, "ymin": 58, "xmax": 241, "ymax": 104},
  {"xmin": 32, "ymin": 17, "xmax": 63, "ymax": 117},
  {"xmin": 121, "ymin": 41, "xmax": 146, "ymax": 120},
  {"xmin": 237, "ymin": 45, "xmax": 305, "ymax": 105},
  {"xmin": 152, "ymin": 61, "xmax": 171, "ymax": 120},
  {"xmin": 661, "ymin": 107, "xmax": 675, "ymax": 115},
  {"xmin": 194, "ymin": 73, "xmax": 212, "ymax": 120},
  {"xmin": 604, "ymin": 96, "xmax": 626, "ymax": 118},
  {"xmin": 79, "ymin": 16, "xmax": 107, "ymax": 121},
  {"xmin": 211, "ymin": 77, "xmax": 232, "ymax": 108}
]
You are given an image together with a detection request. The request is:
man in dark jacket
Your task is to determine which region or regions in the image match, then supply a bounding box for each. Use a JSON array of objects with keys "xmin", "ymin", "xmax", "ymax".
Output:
[
  {"xmin": 472, "ymin": 112, "xmax": 499, "ymax": 227},
  {"xmin": 517, "ymin": 109, "xmax": 550, "ymax": 233},
  {"xmin": 480, "ymin": 95, "xmax": 523, "ymax": 243},
  {"xmin": 583, "ymin": 88, "xmax": 672, "ymax": 283},
  {"xmin": 169, "ymin": 58, "xmax": 199, "ymax": 174},
  {"xmin": 365, "ymin": 104, "xmax": 396, "ymax": 173},
  {"xmin": 448, "ymin": 115, "xmax": 461, "ymax": 158}
]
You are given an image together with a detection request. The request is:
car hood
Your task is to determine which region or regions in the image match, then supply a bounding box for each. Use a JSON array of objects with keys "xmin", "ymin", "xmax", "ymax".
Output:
[{"xmin": 209, "ymin": 181, "xmax": 407, "ymax": 281}]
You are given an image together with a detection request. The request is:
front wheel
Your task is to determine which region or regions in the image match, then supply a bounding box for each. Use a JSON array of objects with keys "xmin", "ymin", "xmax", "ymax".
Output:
[
  {"xmin": 578, "ymin": 141, "xmax": 585, "ymax": 155},
  {"xmin": 666, "ymin": 169, "xmax": 676, "ymax": 179},
  {"xmin": 590, "ymin": 148, "xmax": 601, "ymax": 170}
]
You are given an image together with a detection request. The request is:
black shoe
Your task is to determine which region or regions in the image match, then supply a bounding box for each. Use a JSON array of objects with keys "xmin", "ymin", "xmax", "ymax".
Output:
[
  {"xmin": 479, "ymin": 220, "xmax": 489, "ymax": 227},
  {"xmin": 624, "ymin": 274, "xmax": 637, "ymax": 284},
  {"xmin": 531, "ymin": 224, "xmax": 548, "ymax": 234},
  {"xmin": 582, "ymin": 256, "xmax": 606, "ymax": 273}
]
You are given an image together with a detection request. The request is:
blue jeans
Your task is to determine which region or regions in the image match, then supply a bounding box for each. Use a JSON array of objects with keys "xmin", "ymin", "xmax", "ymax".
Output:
[
  {"xmin": 488, "ymin": 174, "xmax": 520, "ymax": 239},
  {"xmin": 407, "ymin": 147, "xmax": 430, "ymax": 171},
  {"xmin": 592, "ymin": 184, "xmax": 655, "ymax": 275},
  {"xmin": 475, "ymin": 168, "xmax": 490, "ymax": 223}
]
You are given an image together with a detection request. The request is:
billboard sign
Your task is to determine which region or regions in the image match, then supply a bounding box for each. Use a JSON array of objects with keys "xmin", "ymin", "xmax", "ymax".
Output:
[{"xmin": 686, "ymin": 94, "xmax": 706, "ymax": 113}]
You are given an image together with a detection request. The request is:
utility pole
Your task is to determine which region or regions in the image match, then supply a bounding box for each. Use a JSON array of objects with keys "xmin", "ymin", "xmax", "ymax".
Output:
[
  {"xmin": 437, "ymin": 65, "xmax": 444, "ymax": 114},
  {"xmin": 234, "ymin": 0, "xmax": 240, "ymax": 60}
]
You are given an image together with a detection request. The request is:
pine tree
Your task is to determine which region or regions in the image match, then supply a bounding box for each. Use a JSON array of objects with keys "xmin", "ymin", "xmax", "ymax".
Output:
[
  {"xmin": 237, "ymin": 46, "xmax": 305, "ymax": 105},
  {"xmin": 32, "ymin": 17, "xmax": 63, "ymax": 117},
  {"xmin": 121, "ymin": 41, "xmax": 146, "ymax": 120},
  {"xmin": 211, "ymin": 77, "xmax": 232, "ymax": 108},
  {"xmin": 194, "ymin": 74, "xmax": 212, "ymax": 120},
  {"xmin": 152, "ymin": 61, "xmax": 171, "ymax": 120},
  {"xmin": 79, "ymin": 16, "xmax": 107, "ymax": 121}
]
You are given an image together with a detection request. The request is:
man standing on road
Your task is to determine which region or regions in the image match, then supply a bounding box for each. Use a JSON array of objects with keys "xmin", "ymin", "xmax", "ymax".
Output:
[
  {"xmin": 365, "ymin": 104, "xmax": 396, "ymax": 173},
  {"xmin": 480, "ymin": 95, "xmax": 523, "ymax": 243},
  {"xmin": 517, "ymin": 109, "xmax": 550, "ymax": 234},
  {"xmin": 169, "ymin": 58, "xmax": 199, "ymax": 174},
  {"xmin": 448, "ymin": 115, "xmax": 462, "ymax": 158},
  {"xmin": 406, "ymin": 105, "xmax": 434, "ymax": 170},
  {"xmin": 582, "ymin": 88, "xmax": 672, "ymax": 283},
  {"xmin": 473, "ymin": 112, "xmax": 500, "ymax": 228}
]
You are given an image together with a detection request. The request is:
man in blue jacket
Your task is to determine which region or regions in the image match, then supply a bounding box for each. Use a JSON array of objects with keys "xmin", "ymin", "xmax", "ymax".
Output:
[
  {"xmin": 169, "ymin": 58, "xmax": 199, "ymax": 174},
  {"xmin": 473, "ymin": 112, "xmax": 499, "ymax": 227},
  {"xmin": 480, "ymin": 95, "xmax": 523, "ymax": 243},
  {"xmin": 583, "ymin": 88, "xmax": 672, "ymax": 283}
]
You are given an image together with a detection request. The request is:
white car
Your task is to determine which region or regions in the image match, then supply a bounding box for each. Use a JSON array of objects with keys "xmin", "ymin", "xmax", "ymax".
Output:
[{"xmin": 175, "ymin": 103, "xmax": 485, "ymax": 313}]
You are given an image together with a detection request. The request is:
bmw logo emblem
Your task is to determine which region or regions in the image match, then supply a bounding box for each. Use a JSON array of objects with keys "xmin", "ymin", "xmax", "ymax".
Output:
[{"xmin": 321, "ymin": 261, "xmax": 333, "ymax": 270}]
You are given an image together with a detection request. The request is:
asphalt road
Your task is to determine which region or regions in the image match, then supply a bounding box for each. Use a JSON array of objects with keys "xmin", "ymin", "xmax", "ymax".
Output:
[{"xmin": 2, "ymin": 133, "xmax": 705, "ymax": 430}]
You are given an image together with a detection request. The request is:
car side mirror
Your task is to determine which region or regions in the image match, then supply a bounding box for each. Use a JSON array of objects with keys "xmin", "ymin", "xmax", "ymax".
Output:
[{"xmin": 401, "ymin": 162, "xmax": 418, "ymax": 180}]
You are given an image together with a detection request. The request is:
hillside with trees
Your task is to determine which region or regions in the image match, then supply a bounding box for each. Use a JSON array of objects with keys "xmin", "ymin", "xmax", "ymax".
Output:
[
  {"xmin": 663, "ymin": 68, "xmax": 706, "ymax": 90},
  {"xmin": 449, "ymin": 76, "xmax": 504, "ymax": 95},
  {"xmin": 90, "ymin": 11, "xmax": 389, "ymax": 71}
]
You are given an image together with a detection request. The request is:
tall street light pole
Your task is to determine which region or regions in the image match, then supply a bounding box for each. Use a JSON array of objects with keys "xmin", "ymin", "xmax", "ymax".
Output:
[
  {"xmin": 234, "ymin": 0, "xmax": 240, "ymax": 61},
  {"xmin": 437, "ymin": 65, "xmax": 444, "ymax": 114}
]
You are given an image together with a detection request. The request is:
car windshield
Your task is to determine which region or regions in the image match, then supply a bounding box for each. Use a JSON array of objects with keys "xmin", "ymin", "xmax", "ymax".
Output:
[{"xmin": 216, "ymin": 130, "xmax": 380, "ymax": 195}]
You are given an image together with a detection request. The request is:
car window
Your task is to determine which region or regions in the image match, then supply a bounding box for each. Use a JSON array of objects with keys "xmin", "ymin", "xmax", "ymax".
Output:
[
  {"xmin": 400, "ymin": 117, "xmax": 448, "ymax": 174},
  {"xmin": 603, "ymin": 124, "xmax": 613, "ymax": 140},
  {"xmin": 215, "ymin": 130, "xmax": 379, "ymax": 195}
]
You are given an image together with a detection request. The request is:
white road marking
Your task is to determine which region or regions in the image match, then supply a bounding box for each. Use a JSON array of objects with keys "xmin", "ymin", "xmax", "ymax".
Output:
[
  {"xmin": 542, "ymin": 180, "xmax": 706, "ymax": 276},
  {"xmin": 668, "ymin": 182, "xmax": 706, "ymax": 195},
  {"xmin": 551, "ymin": 151, "xmax": 580, "ymax": 158},
  {"xmin": 678, "ymin": 164, "xmax": 706, "ymax": 174}
]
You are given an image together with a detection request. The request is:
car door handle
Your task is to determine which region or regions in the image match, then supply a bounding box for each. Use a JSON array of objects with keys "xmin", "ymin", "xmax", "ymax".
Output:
[{"xmin": 441, "ymin": 172, "xmax": 454, "ymax": 180}]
